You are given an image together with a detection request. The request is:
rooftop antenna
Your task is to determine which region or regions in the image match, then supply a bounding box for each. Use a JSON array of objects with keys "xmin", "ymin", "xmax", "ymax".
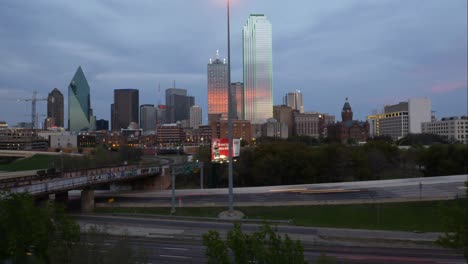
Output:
[
  {"xmin": 158, "ymin": 83, "xmax": 161, "ymax": 105},
  {"xmin": 173, "ymin": 80, "xmax": 176, "ymax": 89},
  {"xmin": 216, "ymin": 49, "xmax": 220, "ymax": 60}
]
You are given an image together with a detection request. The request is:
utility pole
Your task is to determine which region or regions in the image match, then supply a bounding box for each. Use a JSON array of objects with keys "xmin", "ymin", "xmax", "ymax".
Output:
[
  {"xmin": 171, "ymin": 167, "xmax": 176, "ymax": 214},
  {"xmin": 200, "ymin": 161, "xmax": 204, "ymax": 189}
]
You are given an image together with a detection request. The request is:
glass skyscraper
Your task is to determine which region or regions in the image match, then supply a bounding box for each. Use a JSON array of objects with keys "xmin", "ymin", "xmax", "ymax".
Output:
[
  {"xmin": 68, "ymin": 66, "xmax": 94, "ymax": 131},
  {"xmin": 207, "ymin": 50, "xmax": 228, "ymax": 123},
  {"xmin": 243, "ymin": 14, "xmax": 273, "ymax": 124}
]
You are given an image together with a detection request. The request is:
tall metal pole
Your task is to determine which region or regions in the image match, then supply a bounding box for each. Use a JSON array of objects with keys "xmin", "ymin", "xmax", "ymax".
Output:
[
  {"xmin": 227, "ymin": 0, "xmax": 234, "ymax": 213},
  {"xmin": 171, "ymin": 168, "xmax": 176, "ymax": 214}
]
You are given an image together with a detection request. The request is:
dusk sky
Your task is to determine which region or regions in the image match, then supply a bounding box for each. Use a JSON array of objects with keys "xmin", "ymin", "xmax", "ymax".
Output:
[{"xmin": 0, "ymin": 0, "xmax": 466, "ymax": 127}]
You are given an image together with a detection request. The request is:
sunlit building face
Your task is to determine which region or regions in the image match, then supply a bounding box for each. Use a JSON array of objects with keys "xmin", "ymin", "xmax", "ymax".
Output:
[
  {"xmin": 243, "ymin": 14, "xmax": 273, "ymax": 124},
  {"xmin": 207, "ymin": 50, "xmax": 228, "ymax": 123}
]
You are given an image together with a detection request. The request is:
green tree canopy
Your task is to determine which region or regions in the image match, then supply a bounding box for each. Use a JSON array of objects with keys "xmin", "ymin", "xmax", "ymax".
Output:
[
  {"xmin": 203, "ymin": 223, "xmax": 307, "ymax": 264},
  {"xmin": 0, "ymin": 192, "xmax": 80, "ymax": 263}
]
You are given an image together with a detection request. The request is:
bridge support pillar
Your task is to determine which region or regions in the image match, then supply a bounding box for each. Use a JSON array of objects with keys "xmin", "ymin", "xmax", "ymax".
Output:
[
  {"xmin": 80, "ymin": 189, "xmax": 95, "ymax": 213},
  {"xmin": 55, "ymin": 191, "xmax": 69, "ymax": 205},
  {"xmin": 35, "ymin": 195, "xmax": 50, "ymax": 208}
]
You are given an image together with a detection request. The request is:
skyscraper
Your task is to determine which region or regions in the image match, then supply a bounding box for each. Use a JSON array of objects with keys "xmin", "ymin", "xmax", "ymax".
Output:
[
  {"xmin": 140, "ymin": 104, "xmax": 157, "ymax": 132},
  {"xmin": 68, "ymin": 66, "xmax": 94, "ymax": 131},
  {"xmin": 243, "ymin": 14, "xmax": 273, "ymax": 124},
  {"xmin": 190, "ymin": 105, "xmax": 202, "ymax": 129},
  {"xmin": 47, "ymin": 88, "xmax": 64, "ymax": 128},
  {"xmin": 165, "ymin": 88, "xmax": 194, "ymax": 123},
  {"xmin": 112, "ymin": 89, "xmax": 139, "ymax": 130},
  {"xmin": 207, "ymin": 50, "xmax": 228, "ymax": 123},
  {"xmin": 284, "ymin": 90, "xmax": 304, "ymax": 113},
  {"xmin": 232, "ymin": 82, "xmax": 244, "ymax": 120}
]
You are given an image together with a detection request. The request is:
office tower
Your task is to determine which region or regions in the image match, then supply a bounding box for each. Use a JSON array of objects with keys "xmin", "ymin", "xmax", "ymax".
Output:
[
  {"xmin": 284, "ymin": 90, "xmax": 304, "ymax": 113},
  {"xmin": 243, "ymin": 14, "xmax": 273, "ymax": 124},
  {"xmin": 190, "ymin": 105, "xmax": 202, "ymax": 129},
  {"xmin": 165, "ymin": 88, "xmax": 194, "ymax": 123},
  {"xmin": 68, "ymin": 66, "xmax": 94, "ymax": 131},
  {"xmin": 47, "ymin": 88, "xmax": 64, "ymax": 128},
  {"xmin": 273, "ymin": 105, "xmax": 294, "ymax": 137},
  {"xmin": 156, "ymin": 105, "xmax": 167, "ymax": 125},
  {"xmin": 422, "ymin": 116, "xmax": 468, "ymax": 144},
  {"xmin": 367, "ymin": 98, "xmax": 432, "ymax": 139},
  {"xmin": 232, "ymin": 82, "xmax": 244, "ymax": 120},
  {"xmin": 112, "ymin": 89, "xmax": 139, "ymax": 130},
  {"xmin": 140, "ymin": 104, "xmax": 157, "ymax": 132},
  {"xmin": 95, "ymin": 119, "xmax": 109, "ymax": 131},
  {"xmin": 207, "ymin": 50, "xmax": 229, "ymax": 123}
]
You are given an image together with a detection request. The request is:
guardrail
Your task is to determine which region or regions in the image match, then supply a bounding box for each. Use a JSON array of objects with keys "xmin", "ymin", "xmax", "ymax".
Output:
[{"xmin": 5, "ymin": 166, "xmax": 161, "ymax": 195}]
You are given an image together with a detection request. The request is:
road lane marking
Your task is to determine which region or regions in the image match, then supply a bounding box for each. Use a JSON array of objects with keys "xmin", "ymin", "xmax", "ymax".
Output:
[
  {"xmin": 163, "ymin": 247, "xmax": 189, "ymax": 251},
  {"xmin": 159, "ymin": 254, "xmax": 191, "ymax": 259},
  {"xmin": 269, "ymin": 188, "xmax": 361, "ymax": 194}
]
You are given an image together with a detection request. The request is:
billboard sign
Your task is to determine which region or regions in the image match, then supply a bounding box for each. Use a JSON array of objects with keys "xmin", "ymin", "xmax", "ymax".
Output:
[{"xmin": 211, "ymin": 138, "xmax": 240, "ymax": 162}]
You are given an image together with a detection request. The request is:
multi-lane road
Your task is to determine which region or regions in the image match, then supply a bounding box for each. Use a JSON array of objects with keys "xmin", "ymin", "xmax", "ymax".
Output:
[
  {"xmin": 76, "ymin": 214, "xmax": 466, "ymax": 264},
  {"xmin": 93, "ymin": 175, "xmax": 467, "ymax": 207}
]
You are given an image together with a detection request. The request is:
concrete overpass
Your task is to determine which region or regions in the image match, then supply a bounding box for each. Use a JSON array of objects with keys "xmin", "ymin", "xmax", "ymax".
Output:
[
  {"xmin": 0, "ymin": 150, "xmax": 72, "ymax": 158},
  {"xmin": 0, "ymin": 164, "xmax": 171, "ymax": 212}
]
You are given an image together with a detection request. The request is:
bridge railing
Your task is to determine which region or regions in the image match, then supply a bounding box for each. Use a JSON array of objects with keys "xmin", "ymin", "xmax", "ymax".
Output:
[{"xmin": 5, "ymin": 166, "xmax": 161, "ymax": 195}]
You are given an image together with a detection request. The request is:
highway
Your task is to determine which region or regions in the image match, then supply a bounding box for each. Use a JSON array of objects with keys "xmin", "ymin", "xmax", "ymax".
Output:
[
  {"xmin": 76, "ymin": 214, "xmax": 466, "ymax": 264},
  {"xmin": 94, "ymin": 175, "xmax": 468, "ymax": 207}
]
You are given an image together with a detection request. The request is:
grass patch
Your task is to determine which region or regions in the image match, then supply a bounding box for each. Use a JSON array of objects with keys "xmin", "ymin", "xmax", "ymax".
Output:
[
  {"xmin": 95, "ymin": 200, "xmax": 461, "ymax": 232},
  {"xmin": 0, "ymin": 154, "xmax": 58, "ymax": 171}
]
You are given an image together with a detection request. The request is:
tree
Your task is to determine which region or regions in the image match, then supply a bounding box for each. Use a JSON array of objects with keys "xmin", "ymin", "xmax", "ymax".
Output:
[
  {"xmin": 203, "ymin": 223, "xmax": 307, "ymax": 264},
  {"xmin": 437, "ymin": 181, "xmax": 468, "ymax": 261},
  {"xmin": 0, "ymin": 192, "xmax": 80, "ymax": 263}
]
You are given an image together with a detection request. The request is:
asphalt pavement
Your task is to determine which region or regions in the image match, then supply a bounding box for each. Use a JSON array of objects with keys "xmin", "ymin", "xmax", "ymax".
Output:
[
  {"xmin": 92, "ymin": 175, "xmax": 467, "ymax": 207},
  {"xmin": 76, "ymin": 214, "xmax": 466, "ymax": 264}
]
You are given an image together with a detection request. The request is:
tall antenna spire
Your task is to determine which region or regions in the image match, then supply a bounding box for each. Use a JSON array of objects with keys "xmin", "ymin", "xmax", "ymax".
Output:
[{"xmin": 158, "ymin": 83, "xmax": 161, "ymax": 105}]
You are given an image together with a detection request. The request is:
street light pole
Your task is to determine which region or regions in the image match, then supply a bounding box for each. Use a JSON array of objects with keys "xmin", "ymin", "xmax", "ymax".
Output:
[{"xmin": 227, "ymin": 0, "xmax": 234, "ymax": 213}]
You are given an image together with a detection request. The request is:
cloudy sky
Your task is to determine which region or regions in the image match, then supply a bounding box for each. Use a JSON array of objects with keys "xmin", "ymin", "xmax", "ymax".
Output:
[{"xmin": 0, "ymin": 0, "xmax": 466, "ymax": 126}]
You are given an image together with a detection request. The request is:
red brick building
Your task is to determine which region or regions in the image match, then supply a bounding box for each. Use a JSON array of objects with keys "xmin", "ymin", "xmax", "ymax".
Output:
[{"xmin": 328, "ymin": 98, "xmax": 369, "ymax": 143}]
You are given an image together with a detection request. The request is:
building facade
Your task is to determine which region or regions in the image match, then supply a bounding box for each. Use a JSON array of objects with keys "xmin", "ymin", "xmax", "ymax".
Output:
[
  {"xmin": 367, "ymin": 98, "xmax": 432, "ymax": 139},
  {"xmin": 232, "ymin": 82, "xmax": 244, "ymax": 120},
  {"xmin": 211, "ymin": 120, "xmax": 251, "ymax": 143},
  {"xmin": 165, "ymin": 88, "xmax": 194, "ymax": 124},
  {"xmin": 284, "ymin": 90, "xmax": 304, "ymax": 113},
  {"xmin": 207, "ymin": 50, "xmax": 228, "ymax": 123},
  {"xmin": 112, "ymin": 89, "xmax": 139, "ymax": 131},
  {"xmin": 273, "ymin": 105, "xmax": 294, "ymax": 137},
  {"xmin": 190, "ymin": 105, "xmax": 202, "ymax": 129},
  {"xmin": 261, "ymin": 118, "xmax": 288, "ymax": 139},
  {"xmin": 294, "ymin": 112, "xmax": 321, "ymax": 138},
  {"xmin": 47, "ymin": 88, "xmax": 64, "ymax": 128},
  {"xmin": 140, "ymin": 104, "xmax": 157, "ymax": 133},
  {"xmin": 156, "ymin": 123, "xmax": 185, "ymax": 144},
  {"xmin": 95, "ymin": 119, "xmax": 109, "ymax": 131},
  {"xmin": 422, "ymin": 116, "xmax": 468, "ymax": 144},
  {"xmin": 68, "ymin": 66, "xmax": 95, "ymax": 131},
  {"xmin": 243, "ymin": 14, "xmax": 273, "ymax": 124},
  {"xmin": 328, "ymin": 98, "xmax": 369, "ymax": 143}
]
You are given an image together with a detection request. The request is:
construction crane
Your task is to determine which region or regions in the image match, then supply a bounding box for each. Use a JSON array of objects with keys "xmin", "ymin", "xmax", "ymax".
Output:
[{"xmin": 18, "ymin": 91, "xmax": 48, "ymax": 129}]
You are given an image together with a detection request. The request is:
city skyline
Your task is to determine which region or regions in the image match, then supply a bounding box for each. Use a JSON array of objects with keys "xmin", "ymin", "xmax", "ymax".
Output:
[{"xmin": 0, "ymin": 0, "xmax": 466, "ymax": 127}]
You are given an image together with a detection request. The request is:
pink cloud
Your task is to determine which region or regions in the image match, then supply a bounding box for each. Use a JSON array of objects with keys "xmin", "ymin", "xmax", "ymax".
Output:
[{"xmin": 431, "ymin": 80, "xmax": 467, "ymax": 93}]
